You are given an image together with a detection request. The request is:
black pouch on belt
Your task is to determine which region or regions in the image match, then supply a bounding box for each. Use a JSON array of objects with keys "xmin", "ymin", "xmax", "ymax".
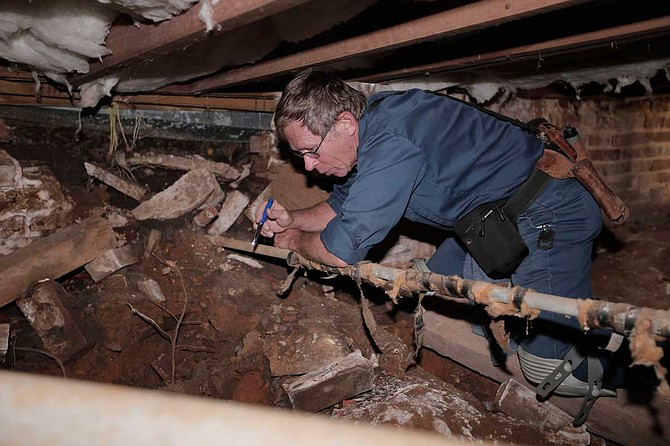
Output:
[
  {"xmin": 455, "ymin": 168, "xmax": 551, "ymax": 280},
  {"xmin": 455, "ymin": 199, "xmax": 528, "ymax": 279}
]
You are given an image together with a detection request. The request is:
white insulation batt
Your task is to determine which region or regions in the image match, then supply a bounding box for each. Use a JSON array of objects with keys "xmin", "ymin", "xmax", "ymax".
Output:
[
  {"xmin": 0, "ymin": 0, "xmax": 117, "ymax": 74},
  {"xmin": 0, "ymin": 0, "xmax": 197, "ymax": 76}
]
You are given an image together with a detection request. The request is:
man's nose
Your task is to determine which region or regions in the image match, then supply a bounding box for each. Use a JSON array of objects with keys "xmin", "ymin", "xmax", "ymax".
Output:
[{"xmin": 303, "ymin": 157, "xmax": 318, "ymax": 171}]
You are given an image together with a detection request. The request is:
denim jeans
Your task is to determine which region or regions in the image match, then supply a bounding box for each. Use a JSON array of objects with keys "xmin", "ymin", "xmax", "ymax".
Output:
[{"xmin": 427, "ymin": 178, "xmax": 605, "ymax": 380}]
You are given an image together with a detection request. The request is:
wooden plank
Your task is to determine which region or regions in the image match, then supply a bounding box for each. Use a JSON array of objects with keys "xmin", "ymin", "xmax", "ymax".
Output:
[
  {"xmin": 0, "ymin": 217, "xmax": 117, "ymax": 308},
  {"xmin": 423, "ymin": 310, "xmax": 670, "ymax": 446},
  {"xmin": 71, "ymin": 0, "xmax": 311, "ymax": 86},
  {"xmin": 188, "ymin": 0, "xmax": 592, "ymax": 92},
  {"xmin": 359, "ymin": 16, "xmax": 670, "ymax": 83},
  {"xmin": 115, "ymin": 93, "xmax": 277, "ymax": 112}
]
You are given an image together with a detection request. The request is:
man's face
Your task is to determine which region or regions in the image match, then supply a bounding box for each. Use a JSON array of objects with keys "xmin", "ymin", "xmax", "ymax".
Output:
[{"xmin": 282, "ymin": 120, "xmax": 357, "ymax": 177}]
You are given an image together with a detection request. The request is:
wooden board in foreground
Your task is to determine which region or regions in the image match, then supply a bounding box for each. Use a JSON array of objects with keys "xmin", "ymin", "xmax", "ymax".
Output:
[
  {"xmin": 423, "ymin": 310, "xmax": 670, "ymax": 446},
  {"xmin": 0, "ymin": 217, "xmax": 117, "ymax": 308}
]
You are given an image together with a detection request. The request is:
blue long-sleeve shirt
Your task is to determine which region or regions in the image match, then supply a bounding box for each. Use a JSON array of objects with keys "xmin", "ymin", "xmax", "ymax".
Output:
[{"xmin": 321, "ymin": 89, "xmax": 544, "ymax": 264}]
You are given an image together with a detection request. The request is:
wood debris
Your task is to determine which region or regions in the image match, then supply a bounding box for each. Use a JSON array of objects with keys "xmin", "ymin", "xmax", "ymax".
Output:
[
  {"xmin": 226, "ymin": 253, "xmax": 263, "ymax": 269},
  {"xmin": 207, "ymin": 190, "xmax": 249, "ymax": 235},
  {"xmin": 0, "ymin": 216, "xmax": 117, "ymax": 308},
  {"xmin": 493, "ymin": 379, "xmax": 591, "ymax": 446},
  {"xmin": 283, "ymin": 350, "xmax": 375, "ymax": 413},
  {"xmin": 117, "ymin": 152, "xmax": 240, "ymax": 181},
  {"xmin": 84, "ymin": 162, "xmax": 148, "ymax": 202}
]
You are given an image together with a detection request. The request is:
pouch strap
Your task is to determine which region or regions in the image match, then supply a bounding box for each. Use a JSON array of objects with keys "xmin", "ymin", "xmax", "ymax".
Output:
[{"xmin": 502, "ymin": 168, "xmax": 550, "ymax": 220}]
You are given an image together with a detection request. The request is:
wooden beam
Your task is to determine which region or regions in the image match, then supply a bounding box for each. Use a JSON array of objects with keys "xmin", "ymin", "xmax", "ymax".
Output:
[
  {"xmin": 71, "ymin": 0, "xmax": 311, "ymax": 86},
  {"xmin": 115, "ymin": 94, "xmax": 278, "ymax": 112},
  {"xmin": 0, "ymin": 78, "xmax": 277, "ymax": 112},
  {"xmin": 187, "ymin": 0, "xmax": 592, "ymax": 93},
  {"xmin": 358, "ymin": 16, "xmax": 670, "ymax": 83},
  {"xmin": 423, "ymin": 310, "xmax": 670, "ymax": 446},
  {"xmin": 0, "ymin": 217, "xmax": 117, "ymax": 308}
]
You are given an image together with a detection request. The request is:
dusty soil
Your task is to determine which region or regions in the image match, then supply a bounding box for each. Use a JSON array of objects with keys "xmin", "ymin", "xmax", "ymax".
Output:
[{"xmin": 1, "ymin": 125, "xmax": 668, "ymax": 445}]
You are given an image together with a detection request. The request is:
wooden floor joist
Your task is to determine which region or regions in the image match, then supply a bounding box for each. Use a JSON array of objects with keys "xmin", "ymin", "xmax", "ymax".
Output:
[
  {"xmin": 186, "ymin": 0, "xmax": 592, "ymax": 93},
  {"xmin": 358, "ymin": 16, "xmax": 670, "ymax": 83},
  {"xmin": 71, "ymin": 0, "xmax": 311, "ymax": 87}
]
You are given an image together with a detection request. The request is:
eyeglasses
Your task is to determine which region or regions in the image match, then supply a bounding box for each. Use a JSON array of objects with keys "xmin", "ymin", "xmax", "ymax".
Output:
[{"xmin": 291, "ymin": 125, "xmax": 331, "ymax": 159}]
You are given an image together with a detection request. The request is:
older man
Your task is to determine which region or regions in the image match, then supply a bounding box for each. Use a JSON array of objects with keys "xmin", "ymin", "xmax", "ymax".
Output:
[{"xmin": 257, "ymin": 69, "xmax": 613, "ymax": 418}]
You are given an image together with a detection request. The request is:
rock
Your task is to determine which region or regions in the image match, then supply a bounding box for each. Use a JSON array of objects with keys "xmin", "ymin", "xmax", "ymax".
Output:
[
  {"xmin": 263, "ymin": 326, "xmax": 353, "ymax": 377},
  {"xmin": 332, "ymin": 370, "xmax": 485, "ymax": 441},
  {"xmin": 16, "ymin": 280, "xmax": 87, "ymax": 361},
  {"xmin": 0, "ymin": 149, "xmax": 22, "ymax": 188},
  {"xmin": 132, "ymin": 168, "xmax": 223, "ymax": 221},
  {"xmin": 85, "ymin": 245, "xmax": 139, "ymax": 282},
  {"xmin": 137, "ymin": 278, "xmax": 166, "ymax": 303}
]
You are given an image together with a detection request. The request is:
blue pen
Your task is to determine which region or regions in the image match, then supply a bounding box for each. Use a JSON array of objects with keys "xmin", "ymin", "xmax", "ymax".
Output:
[{"xmin": 251, "ymin": 197, "xmax": 274, "ymax": 248}]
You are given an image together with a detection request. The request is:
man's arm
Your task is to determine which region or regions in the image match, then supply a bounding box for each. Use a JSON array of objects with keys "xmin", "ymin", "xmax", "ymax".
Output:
[
  {"xmin": 275, "ymin": 228, "xmax": 347, "ymax": 267},
  {"xmin": 290, "ymin": 201, "xmax": 336, "ymax": 232}
]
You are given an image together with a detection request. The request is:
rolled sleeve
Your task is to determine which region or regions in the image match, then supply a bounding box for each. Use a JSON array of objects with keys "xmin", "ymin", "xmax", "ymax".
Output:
[{"xmin": 320, "ymin": 131, "xmax": 425, "ymax": 264}]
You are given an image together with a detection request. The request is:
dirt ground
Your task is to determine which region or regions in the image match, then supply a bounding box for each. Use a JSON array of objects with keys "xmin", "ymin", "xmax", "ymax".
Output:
[{"xmin": 1, "ymin": 126, "xmax": 668, "ymax": 445}]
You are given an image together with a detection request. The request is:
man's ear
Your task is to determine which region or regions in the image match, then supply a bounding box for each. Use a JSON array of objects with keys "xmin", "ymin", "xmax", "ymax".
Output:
[{"xmin": 336, "ymin": 111, "xmax": 358, "ymax": 136}]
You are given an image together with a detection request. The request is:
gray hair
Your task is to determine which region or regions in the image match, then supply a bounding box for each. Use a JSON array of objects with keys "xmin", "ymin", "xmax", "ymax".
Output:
[{"xmin": 273, "ymin": 69, "xmax": 367, "ymax": 141}]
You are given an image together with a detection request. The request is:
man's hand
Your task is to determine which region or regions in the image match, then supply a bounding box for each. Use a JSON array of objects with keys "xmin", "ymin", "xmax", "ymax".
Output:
[
  {"xmin": 274, "ymin": 228, "xmax": 347, "ymax": 267},
  {"xmin": 274, "ymin": 228, "xmax": 301, "ymax": 250},
  {"xmin": 255, "ymin": 199, "xmax": 293, "ymax": 237}
]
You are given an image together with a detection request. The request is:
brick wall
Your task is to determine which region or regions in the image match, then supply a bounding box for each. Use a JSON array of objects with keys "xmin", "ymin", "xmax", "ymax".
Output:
[{"xmin": 490, "ymin": 96, "xmax": 670, "ymax": 220}]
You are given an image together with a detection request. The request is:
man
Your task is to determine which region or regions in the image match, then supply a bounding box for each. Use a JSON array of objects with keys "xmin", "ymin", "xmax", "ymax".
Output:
[{"xmin": 257, "ymin": 69, "xmax": 612, "ymax": 410}]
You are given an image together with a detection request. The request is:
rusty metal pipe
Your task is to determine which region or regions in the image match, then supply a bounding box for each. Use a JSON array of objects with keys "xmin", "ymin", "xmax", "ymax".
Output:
[{"xmin": 287, "ymin": 253, "xmax": 670, "ymax": 338}]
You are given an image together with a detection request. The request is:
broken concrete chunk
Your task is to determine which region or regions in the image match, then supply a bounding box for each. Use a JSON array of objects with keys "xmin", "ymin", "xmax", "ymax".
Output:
[
  {"xmin": 493, "ymin": 379, "xmax": 591, "ymax": 446},
  {"xmin": 0, "ymin": 149, "xmax": 22, "ymax": 188},
  {"xmin": 137, "ymin": 278, "xmax": 166, "ymax": 303},
  {"xmin": 84, "ymin": 162, "xmax": 148, "ymax": 202},
  {"xmin": 16, "ymin": 280, "xmax": 87, "ymax": 361},
  {"xmin": 0, "ymin": 323, "xmax": 9, "ymax": 361},
  {"xmin": 283, "ymin": 350, "xmax": 375, "ymax": 413},
  {"xmin": 131, "ymin": 168, "xmax": 223, "ymax": 221},
  {"xmin": 207, "ymin": 190, "xmax": 249, "ymax": 235},
  {"xmin": 85, "ymin": 245, "xmax": 139, "ymax": 283}
]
